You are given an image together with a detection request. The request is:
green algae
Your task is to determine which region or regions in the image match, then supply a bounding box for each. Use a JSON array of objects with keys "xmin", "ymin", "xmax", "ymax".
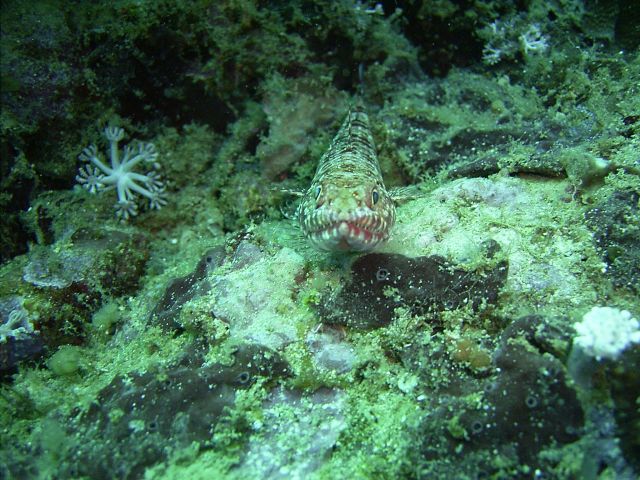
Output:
[{"xmin": 1, "ymin": 1, "xmax": 640, "ymax": 479}]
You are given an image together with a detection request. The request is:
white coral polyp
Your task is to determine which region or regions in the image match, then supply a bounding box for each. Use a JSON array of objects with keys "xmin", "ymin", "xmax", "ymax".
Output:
[
  {"xmin": 573, "ymin": 306, "xmax": 640, "ymax": 360},
  {"xmin": 76, "ymin": 127, "xmax": 166, "ymax": 219}
]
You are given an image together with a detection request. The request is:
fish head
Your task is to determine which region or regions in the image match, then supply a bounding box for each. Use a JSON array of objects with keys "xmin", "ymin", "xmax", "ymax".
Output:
[{"xmin": 298, "ymin": 177, "xmax": 396, "ymax": 252}]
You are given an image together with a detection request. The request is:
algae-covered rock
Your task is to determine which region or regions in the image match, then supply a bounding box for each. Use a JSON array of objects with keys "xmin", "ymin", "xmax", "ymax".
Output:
[
  {"xmin": 609, "ymin": 345, "xmax": 640, "ymax": 471},
  {"xmin": 236, "ymin": 387, "xmax": 346, "ymax": 479},
  {"xmin": 415, "ymin": 313, "xmax": 584, "ymax": 477},
  {"xmin": 586, "ymin": 188, "xmax": 640, "ymax": 294},
  {"xmin": 17, "ymin": 226, "xmax": 150, "ymax": 350},
  {"xmin": 47, "ymin": 345, "xmax": 83, "ymax": 377},
  {"xmin": 62, "ymin": 344, "xmax": 289, "ymax": 479},
  {"xmin": 150, "ymin": 246, "xmax": 226, "ymax": 331},
  {"xmin": 210, "ymin": 246, "xmax": 308, "ymax": 350},
  {"xmin": 318, "ymin": 247, "xmax": 508, "ymax": 329},
  {"xmin": 2, "ymin": 2, "xmax": 639, "ymax": 479},
  {"xmin": 0, "ymin": 295, "xmax": 43, "ymax": 378},
  {"xmin": 459, "ymin": 339, "xmax": 583, "ymax": 464},
  {"xmin": 257, "ymin": 74, "xmax": 345, "ymax": 180}
]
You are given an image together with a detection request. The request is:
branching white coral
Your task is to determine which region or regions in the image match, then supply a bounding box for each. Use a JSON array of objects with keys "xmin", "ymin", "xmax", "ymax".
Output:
[
  {"xmin": 76, "ymin": 126, "xmax": 167, "ymax": 220},
  {"xmin": 481, "ymin": 45, "xmax": 504, "ymax": 65},
  {"xmin": 519, "ymin": 24, "xmax": 548, "ymax": 56},
  {"xmin": 573, "ymin": 306, "xmax": 640, "ymax": 360},
  {"xmin": 0, "ymin": 297, "xmax": 34, "ymax": 343},
  {"xmin": 481, "ymin": 19, "xmax": 549, "ymax": 65}
]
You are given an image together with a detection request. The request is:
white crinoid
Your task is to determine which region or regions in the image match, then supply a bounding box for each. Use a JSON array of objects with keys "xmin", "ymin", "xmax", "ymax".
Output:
[{"xmin": 76, "ymin": 127, "xmax": 167, "ymax": 220}]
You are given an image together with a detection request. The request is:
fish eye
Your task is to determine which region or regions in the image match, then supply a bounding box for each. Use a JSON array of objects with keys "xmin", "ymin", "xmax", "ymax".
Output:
[
  {"xmin": 372, "ymin": 190, "xmax": 379, "ymax": 205},
  {"xmin": 315, "ymin": 186, "xmax": 322, "ymax": 200}
]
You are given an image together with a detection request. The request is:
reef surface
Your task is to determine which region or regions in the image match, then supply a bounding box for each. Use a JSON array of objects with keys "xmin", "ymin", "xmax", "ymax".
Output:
[{"xmin": 1, "ymin": 1, "xmax": 639, "ymax": 479}]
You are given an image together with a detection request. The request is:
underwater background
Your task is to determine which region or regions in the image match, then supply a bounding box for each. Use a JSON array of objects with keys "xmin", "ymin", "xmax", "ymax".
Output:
[{"xmin": 1, "ymin": 1, "xmax": 639, "ymax": 478}]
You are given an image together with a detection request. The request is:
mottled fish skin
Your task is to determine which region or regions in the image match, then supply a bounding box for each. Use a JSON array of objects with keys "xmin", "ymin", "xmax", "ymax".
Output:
[{"xmin": 297, "ymin": 105, "xmax": 395, "ymax": 252}]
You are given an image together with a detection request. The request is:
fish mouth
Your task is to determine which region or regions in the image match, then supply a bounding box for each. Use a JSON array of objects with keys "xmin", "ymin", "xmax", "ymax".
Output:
[{"xmin": 308, "ymin": 219, "xmax": 388, "ymax": 252}]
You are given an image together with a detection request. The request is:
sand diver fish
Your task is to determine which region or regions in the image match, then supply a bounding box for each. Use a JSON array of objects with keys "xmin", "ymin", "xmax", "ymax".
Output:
[{"xmin": 295, "ymin": 104, "xmax": 411, "ymax": 252}]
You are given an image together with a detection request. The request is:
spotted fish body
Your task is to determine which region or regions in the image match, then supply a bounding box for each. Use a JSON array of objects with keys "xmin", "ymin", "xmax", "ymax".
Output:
[{"xmin": 297, "ymin": 105, "xmax": 396, "ymax": 252}]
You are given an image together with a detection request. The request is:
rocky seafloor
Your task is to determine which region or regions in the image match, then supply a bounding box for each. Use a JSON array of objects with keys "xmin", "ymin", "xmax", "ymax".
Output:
[{"xmin": 1, "ymin": 1, "xmax": 639, "ymax": 479}]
